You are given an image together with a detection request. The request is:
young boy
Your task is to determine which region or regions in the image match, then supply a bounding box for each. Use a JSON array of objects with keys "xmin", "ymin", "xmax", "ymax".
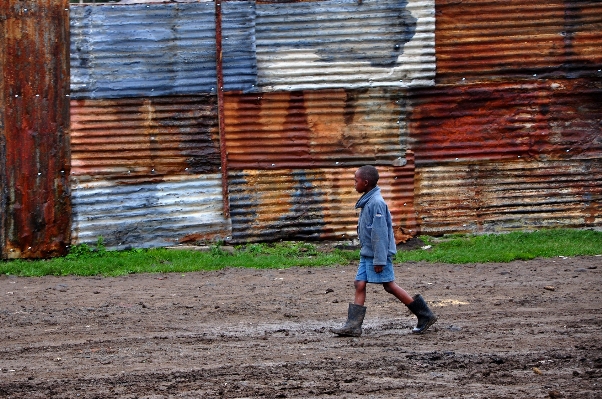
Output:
[{"xmin": 331, "ymin": 165, "xmax": 437, "ymax": 337}]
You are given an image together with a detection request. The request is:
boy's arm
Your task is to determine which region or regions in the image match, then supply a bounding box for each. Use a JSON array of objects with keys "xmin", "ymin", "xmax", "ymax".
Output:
[{"xmin": 370, "ymin": 205, "xmax": 389, "ymax": 266}]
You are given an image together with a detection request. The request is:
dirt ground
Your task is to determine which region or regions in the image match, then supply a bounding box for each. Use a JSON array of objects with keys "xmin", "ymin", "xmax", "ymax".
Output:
[{"xmin": 1, "ymin": 245, "xmax": 601, "ymax": 398}]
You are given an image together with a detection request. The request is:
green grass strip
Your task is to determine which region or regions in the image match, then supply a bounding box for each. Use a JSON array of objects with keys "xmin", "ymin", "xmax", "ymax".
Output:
[
  {"xmin": 396, "ymin": 229, "xmax": 602, "ymax": 263},
  {"xmin": 1, "ymin": 229, "xmax": 600, "ymax": 277}
]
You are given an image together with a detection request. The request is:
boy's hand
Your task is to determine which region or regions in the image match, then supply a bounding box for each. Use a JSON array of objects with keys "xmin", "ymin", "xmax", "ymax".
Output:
[{"xmin": 374, "ymin": 265, "xmax": 384, "ymax": 273}]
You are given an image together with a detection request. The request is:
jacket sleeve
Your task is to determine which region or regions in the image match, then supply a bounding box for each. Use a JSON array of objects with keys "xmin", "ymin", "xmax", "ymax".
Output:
[{"xmin": 370, "ymin": 204, "xmax": 389, "ymax": 265}]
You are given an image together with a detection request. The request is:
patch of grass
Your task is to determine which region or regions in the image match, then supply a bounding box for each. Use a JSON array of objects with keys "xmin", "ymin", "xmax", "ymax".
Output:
[
  {"xmin": 0, "ymin": 241, "xmax": 359, "ymax": 277},
  {"xmin": 1, "ymin": 229, "xmax": 600, "ymax": 277},
  {"xmin": 396, "ymin": 229, "xmax": 602, "ymax": 264}
]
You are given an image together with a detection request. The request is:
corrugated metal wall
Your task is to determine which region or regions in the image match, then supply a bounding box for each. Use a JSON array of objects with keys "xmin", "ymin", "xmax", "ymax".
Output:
[
  {"xmin": 69, "ymin": 95, "xmax": 231, "ymax": 249},
  {"xmin": 2, "ymin": 0, "xmax": 600, "ymax": 257},
  {"xmin": 224, "ymin": 0, "xmax": 433, "ymax": 244},
  {"xmin": 67, "ymin": 2, "xmax": 247, "ymax": 249},
  {"xmin": 67, "ymin": 0, "xmax": 431, "ymax": 249},
  {"xmin": 413, "ymin": 0, "xmax": 602, "ymax": 236},
  {"xmin": 223, "ymin": 89, "xmax": 408, "ymax": 169},
  {"xmin": 435, "ymin": 0, "xmax": 602, "ymax": 83},
  {"xmin": 0, "ymin": 0, "xmax": 71, "ymax": 259}
]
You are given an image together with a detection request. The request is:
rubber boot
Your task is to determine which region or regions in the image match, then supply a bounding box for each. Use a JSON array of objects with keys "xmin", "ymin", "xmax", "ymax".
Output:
[
  {"xmin": 407, "ymin": 294, "xmax": 437, "ymax": 334},
  {"xmin": 331, "ymin": 303, "xmax": 367, "ymax": 337}
]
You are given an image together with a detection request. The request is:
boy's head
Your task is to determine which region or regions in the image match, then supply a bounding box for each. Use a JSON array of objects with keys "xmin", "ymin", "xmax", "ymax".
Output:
[{"xmin": 354, "ymin": 165, "xmax": 379, "ymax": 194}]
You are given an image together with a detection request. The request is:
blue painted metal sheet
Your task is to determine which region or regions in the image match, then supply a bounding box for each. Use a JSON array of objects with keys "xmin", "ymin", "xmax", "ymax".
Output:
[
  {"xmin": 71, "ymin": 174, "xmax": 231, "ymax": 250},
  {"xmin": 222, "ymin": 0, "xmax": 258, "ymax": 92},
  {"xmin": 70, "ymin": 1, "xmax": 257, "ymax": 99},
  {"xmin": 255, "ymin": 0, "xmax": 435, "ymax": 91}
]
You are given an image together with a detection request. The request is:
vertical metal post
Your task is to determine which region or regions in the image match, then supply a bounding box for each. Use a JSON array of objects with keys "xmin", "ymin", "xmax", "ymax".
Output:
[{"xmin": 215, "ymin": 0, "xmax": 230, "ymax": 219}]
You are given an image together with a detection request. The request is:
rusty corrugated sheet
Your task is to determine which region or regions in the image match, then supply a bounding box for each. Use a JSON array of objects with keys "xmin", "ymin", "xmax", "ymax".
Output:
[
  {"xmin": 71, "ymin": 175, "xmax": 231, "ymax": 250},
  {"xmin": 224, "ymin": 88, "xmax": 408, "ymax": 169},
  {"xmin": 70, "ymin": 1, "xmax": 257, "ymax": 99},
  {"xmin": 436, "ymin": 0, "xmax": 602, "ymax": 84},
  {"xmin": 70, "ymin": 96, "xmax": 230, "ymax": 249},
  {"xmin": 255, "ymin": 0, "xmax": 435, "ymax": 91},
  {"xmin": 0, "ymin": 0, "xmax": 71, "ymax": 259},
  {"xmin": 407, "ymin": 79, "xmax": 602, "ymax": 165},
  {"xmin": 228, "ymin": 153, "xmax": 417, "ymax": 243},
  {"xmin": 414, "ymin": 158, "xmax": 602, "ymax": 235},
  {"xmin": 70, "ymin": 96, "xmax": 221, "ymax": 178}
]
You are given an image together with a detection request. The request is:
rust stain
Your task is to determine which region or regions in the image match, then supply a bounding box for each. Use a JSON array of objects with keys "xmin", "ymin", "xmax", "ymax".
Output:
[
  {"xmin": 414, "ymin": 158, "xmax": 602, "ymax": 235},
  {"xmin": 1, "ymin": 0, "xmax": 71, "ymax": 258},
  {"xmin": 179, "ymin": 232, "xmax": 227, "ymax": 245},
  {"xmin": 407, "ymin": 80, "xmax": 602, "ymax": 166},
  {"xmin": 215, "ymin": 0, "xmax": 230, "ymax": 218},
  {"xmin": 224, "ymin": 88, "xmax": 405, "ymax": 169},
  {"xmin": 436, "ymin": 0, "xmax": 602, "ymax": 83},
  {"xmin": 70, "ymin": 96, "xmax": 221, "ymax": 180}
]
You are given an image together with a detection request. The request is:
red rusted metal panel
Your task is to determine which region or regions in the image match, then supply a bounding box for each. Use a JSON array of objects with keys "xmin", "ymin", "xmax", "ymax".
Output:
[
  {"xmin": 228, "ymin": 152, "xmax": 417, "ymax": 244},
  {"xmin": 407, "ymin": 79, "xmax": 602, "ymax": 165},
  {"xmin": 70, "ymin": 96, "xmax": 221, "ymax": 179},
  {"xmin": 0, "ymin": 0, "xmax": 71, "ymax": 259},
  {"xmin": 224, "ymin": 89, "xmax": 408, "ymax": 170},
  {"xmin": 436, "ymin": 0, "xmax": 602, "ymax": 83}
]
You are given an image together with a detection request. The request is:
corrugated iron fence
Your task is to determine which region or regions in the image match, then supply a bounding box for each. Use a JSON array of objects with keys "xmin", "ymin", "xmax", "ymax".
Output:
[{"xmin": 1, "ymin": 0, "xmax": 600, "ymax": 258}]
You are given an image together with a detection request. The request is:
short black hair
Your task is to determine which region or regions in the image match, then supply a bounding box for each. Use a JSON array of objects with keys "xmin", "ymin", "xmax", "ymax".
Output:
[{"xmin": 357, "ymin": 165, "xmax": 379, "ymax": 186}]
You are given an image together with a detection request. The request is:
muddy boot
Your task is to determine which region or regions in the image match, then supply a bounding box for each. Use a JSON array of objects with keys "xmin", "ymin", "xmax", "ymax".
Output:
[
  {"xmin": 331, "ymin": 303, "xmax": 367, "ymax": 337},
  {"xmin": 407, "ymin": 294, "xmax": 437, "ymax": 334}
]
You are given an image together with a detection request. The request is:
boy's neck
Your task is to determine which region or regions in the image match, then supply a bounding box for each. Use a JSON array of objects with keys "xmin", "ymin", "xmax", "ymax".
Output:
[{"xmin": 364, "ymin": 185, "xmax": 377, "ymax": 193}]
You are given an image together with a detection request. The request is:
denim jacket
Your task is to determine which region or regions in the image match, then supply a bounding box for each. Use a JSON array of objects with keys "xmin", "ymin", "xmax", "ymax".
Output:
[{"xmin": 355, "ymin": 186, "xmax": 397, "ymax": 265}]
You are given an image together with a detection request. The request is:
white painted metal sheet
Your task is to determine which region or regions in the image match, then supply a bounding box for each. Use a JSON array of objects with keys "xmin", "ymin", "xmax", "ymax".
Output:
[
  {"xmin": 71, "ymin": 175, "xmax": 231, "ymax": 249},
  {"xmin": 255, "ymin": 0, "xmax": 435, "ymax": 91}
]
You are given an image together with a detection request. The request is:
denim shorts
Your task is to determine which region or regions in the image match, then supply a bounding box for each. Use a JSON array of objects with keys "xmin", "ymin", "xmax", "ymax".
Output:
[{"xmin": 355, "ymin": 255, "xmax": 395, "ymax": 284}]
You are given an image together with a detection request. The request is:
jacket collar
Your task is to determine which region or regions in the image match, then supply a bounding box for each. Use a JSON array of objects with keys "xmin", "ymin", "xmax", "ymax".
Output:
[{"xmin": 355, "ymin": 186, "xmax": 380, "ymax": 209}]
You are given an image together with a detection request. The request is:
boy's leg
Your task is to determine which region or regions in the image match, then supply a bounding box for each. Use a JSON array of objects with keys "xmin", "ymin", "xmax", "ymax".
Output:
[
  {"xmin": 383, "ymin": 282, "xmax": 437, "ymax": 333},
  {"xmin": 382, "ymin": 281, "xmax": 413, "ymax": 305},
  {"xmin": 332, "ymin": 280, "xmax": 368, "ymax": 337},
  {"xmin": 354, "ymin": 280, "xmax": 367, "ymax": 306},
  {"xmin": 407, "ymin": 294, "xmax": 437, "ymax": 333}
]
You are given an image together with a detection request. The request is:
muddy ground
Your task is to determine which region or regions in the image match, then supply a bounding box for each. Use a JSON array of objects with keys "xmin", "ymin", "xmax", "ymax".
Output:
[{"xmin": 1, "ymin": 246, "xmax": 601, "ymax": 398}]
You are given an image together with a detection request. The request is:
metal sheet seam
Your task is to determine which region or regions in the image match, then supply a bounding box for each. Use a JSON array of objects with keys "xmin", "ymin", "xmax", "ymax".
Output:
[{"xmin": 215, "ymin": 0, "xmax": 230, "ymax": 219}]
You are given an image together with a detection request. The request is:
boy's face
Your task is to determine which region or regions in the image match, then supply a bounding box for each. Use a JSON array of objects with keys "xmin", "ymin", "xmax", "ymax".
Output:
[{"xmin": 354, "ymin": 170, "xmax": 369, "ymax": 194}]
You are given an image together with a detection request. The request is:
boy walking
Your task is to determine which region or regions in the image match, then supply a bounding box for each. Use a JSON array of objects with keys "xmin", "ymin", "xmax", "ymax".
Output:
[{"xmin": 332, "ymin": 165, "xmax": 437, "ymax": 337}]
